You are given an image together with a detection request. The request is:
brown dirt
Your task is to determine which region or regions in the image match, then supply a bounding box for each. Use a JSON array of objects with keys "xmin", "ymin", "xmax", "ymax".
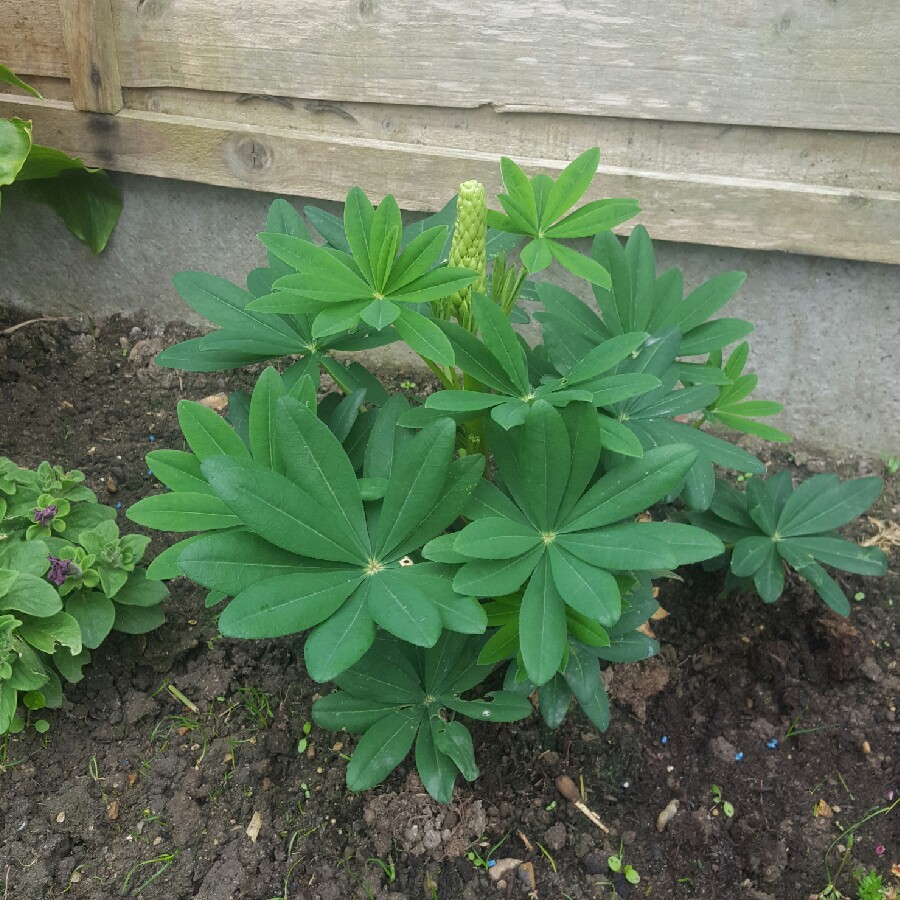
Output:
[{"xmin": 0, "ymin": 308, "xmax": 897, "ymax": 900}]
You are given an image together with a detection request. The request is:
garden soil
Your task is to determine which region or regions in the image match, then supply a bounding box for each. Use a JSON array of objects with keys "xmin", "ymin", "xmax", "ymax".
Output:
[{"xmin": 0, "ymin": 308, "xmax": 897, "ymax": 900}]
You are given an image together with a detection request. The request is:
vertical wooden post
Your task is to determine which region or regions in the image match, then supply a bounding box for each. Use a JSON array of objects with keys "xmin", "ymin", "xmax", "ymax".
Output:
[{"xmin": 59, "ymin": 0, "xmax": 123, "ymax": 113}]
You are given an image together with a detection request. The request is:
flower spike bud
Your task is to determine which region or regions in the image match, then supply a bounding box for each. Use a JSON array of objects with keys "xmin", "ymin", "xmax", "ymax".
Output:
[{"xmin": 447, "ymin": 180, "xmax": 487, "ymax": 330}]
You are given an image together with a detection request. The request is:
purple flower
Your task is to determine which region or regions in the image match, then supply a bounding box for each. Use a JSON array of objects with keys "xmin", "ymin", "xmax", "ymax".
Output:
[
  {"xmin": 33, "ymin": 505, "xmax": 58, "ymax": 527},
  {"xmin": 47, "ymin": 556, "xmax": 72, "ymax": 587},
  {"xmin": 875, "ymin": 844, "xmax": 885, "ymax": 856}
]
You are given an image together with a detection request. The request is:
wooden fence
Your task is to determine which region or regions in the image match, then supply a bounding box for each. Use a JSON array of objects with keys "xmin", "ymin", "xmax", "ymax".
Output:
[{"xmin": 2, "ymin": 0, "xmax": 899, "ymax": 263}]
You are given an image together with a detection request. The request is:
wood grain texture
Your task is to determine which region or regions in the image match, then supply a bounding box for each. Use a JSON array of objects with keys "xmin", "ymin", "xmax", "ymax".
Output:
[
  {"xmin": 2, "ymin": 94, "xmax": 897, "ymax": 264},
  {"xmin": 59, "ymin": 0, "xmax": 123, "ymax": 112},
  {"xmin": 105, "ymin": 0, "xmax": 899, "ymax": 132},
  {"xmin": 0, "ymin": 0, "xmax": 68, "ymax": 78}
]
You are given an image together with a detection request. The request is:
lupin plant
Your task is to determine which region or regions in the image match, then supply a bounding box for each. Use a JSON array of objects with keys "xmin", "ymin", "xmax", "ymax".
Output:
[
  {"xmin": 0, "ymin": 458, "xmax": 167, "ymax": 735},
  {"xmin": 132, "ymin": 148, "xmax": 886, "ymax": 798}
]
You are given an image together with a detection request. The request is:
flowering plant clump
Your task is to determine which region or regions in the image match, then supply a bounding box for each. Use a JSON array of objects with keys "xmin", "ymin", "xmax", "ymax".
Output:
[
  {"xmin": 132, "ymin": 149, "xmax": 886, "ymax": 798},
  {"xmin": 0, "ymin": 458, "xmax": 167, "ymax": 734}
]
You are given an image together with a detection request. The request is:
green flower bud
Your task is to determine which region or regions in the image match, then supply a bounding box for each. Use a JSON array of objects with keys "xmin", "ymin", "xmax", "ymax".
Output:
[{"xmin": 447, "ymin": 181, "xmax": 487, "ymax": 325}]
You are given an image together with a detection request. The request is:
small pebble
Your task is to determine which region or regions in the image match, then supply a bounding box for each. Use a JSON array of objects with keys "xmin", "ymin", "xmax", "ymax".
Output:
[{"xmin": 115, "ymin": 502, "xmax": 122, "ymax": 510}]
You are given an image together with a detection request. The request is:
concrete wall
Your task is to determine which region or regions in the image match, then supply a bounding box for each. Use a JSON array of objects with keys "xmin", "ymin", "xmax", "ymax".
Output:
[{"xmin": 1, "ymin": 173, "xmax": 897, "ymax": 454}]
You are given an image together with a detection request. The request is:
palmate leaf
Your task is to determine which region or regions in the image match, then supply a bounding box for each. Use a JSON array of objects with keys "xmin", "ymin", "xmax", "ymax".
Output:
[
  {"xmin": 312, "ymin": 633, "xmax": 531, "ymax": 799},
  {"xmin": 696, "ymin": 475, "xmax": 886, "ymax": 614},
  {"xmin": 451, "ymin": 403, "xmax": 720, "ymax": 684}
]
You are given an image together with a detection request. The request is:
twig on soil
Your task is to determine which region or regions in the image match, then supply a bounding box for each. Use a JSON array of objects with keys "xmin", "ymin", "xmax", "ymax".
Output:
[
  {"xmin": 555, "ymin": 775, "xmax": 611, "ymax": 833},
  {"xmin": 0, "ymin": 316, "xmax": 70, "ymax": 336}
]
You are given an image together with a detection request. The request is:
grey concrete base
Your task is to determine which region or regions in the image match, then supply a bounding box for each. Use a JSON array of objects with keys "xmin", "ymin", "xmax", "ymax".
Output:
[{"xmin": 1, "ymin": 173, "xmax": 897, "ymax": 453}]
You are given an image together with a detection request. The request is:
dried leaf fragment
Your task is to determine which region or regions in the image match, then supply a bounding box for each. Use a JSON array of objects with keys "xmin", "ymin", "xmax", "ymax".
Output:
[{"xmin": 246, "ymin": 810, "xmax": 263, "ymax": 843}]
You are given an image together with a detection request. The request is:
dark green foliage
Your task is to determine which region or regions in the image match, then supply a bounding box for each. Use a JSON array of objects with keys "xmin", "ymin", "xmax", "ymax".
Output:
[
  {"xmin": 0, "ymin": 458, "xmax": 166, "ymax": 735},
  {"xmin": 136, "ymin": 149, "xmax": 885, "ymax": 798}
]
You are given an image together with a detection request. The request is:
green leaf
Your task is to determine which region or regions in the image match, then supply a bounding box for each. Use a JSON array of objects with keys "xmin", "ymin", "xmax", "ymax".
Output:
[
  {"xmin": 155, "ymin": 338, "xmax": 270, "ymax": 373},
  {"xmin": 731, "ymin": 536, "xmax": 774, "ymax": 577},
  {"xmin": 562, "ymin": 445, "xmax": 697, "ymax": 532},
  {"xmin": 171, "ymin": 272, "xmax": 302, "ymax": 347},
  {"xmin": 415, "ymin": 720, "xmax": 458, "ymax": 803},
  {"xmin": 261, "ymin": 235, "xmax": 373, "ymax": 299},
  {"xmin": 547, "ymin": 544, "xmax": 621, "ymax": 624},
  {"xmin": 393, "ymin": 308, "xmax": 455, "ymax": 366},
  {"xmin": 335, "ymin": 657, "xmax": 423, "ymax": 705},
  {"xmin": 367, "ymin": 570, "xmax": 442, "ymax": 647},
  {"xmin": 220, "ymin": 569, "xmax": 362, "ymax": 638},
  {"xmin": 18, "ymin": 611, "xmax": 82, "ymax": 655},
  {"xmin": 201, "ymin": 456, "xmax": 367, "ymax": 564},
  {"xmin": 444, "ymin": 691, "xmax": 533, "ymax": 723},
  {"xmin": 596, "ymin": 416, "xmax": 645, "ymax": 457},
  {"xmin": 477, "ymin": 621, "xmax": 520, "ymax": 665},
  {"xmin": 679, "ymin": 319, "xmax": 754, "ymax": 356},
  {"xmin": 359, "ymin": 299, "xmax": 400, "ymax": 330},
  {"xmin": 314, "ymin": 692, "xmax": 404, "ymax": 734},
  {"xmin": 563, "ymin": 643, "xmax": 609, "ymax": 731},
  {"xmin": 113, "ymin": 603, "xmax": 166, "ymax": 635},
  {"xmin": 304, "ymin": 583, "xmax": 376, "ymax": 681},
  {"xmin": 385, "ymin": 226, "xmax": 448, "ymax": 293},
  {"xmin": 126, "ymin": 492, "xmax": 240, "ymax": 532},
  {"xmin": 177, "ymin": 400, "xmax": 250, "ymax": 462},
  {"xmin": 782, "ymin": 537, "xmax": 887, "ymax": 576},
  {"xmin": 542, "ymin": 148, "xmax": 600, "ymax": 228},
  {"xmin": 454, "ymin": 545, "xmax": 545, "ymax": 597},
  {"xmin": 145, "ymin": 450, "xmax": 211, "ymax": 494},
  {"xmin": 426, "ymin": 391, "xmax": 506, "ymax": 414},
  {"xmin": 304, "ymin": 204, "xmax": 352, "ymax": 252},
  {"xmin": 656, "ymin": 271, "xmax": 747, "ymax": 333},
  {"xmin": 537, "ymin": 674, "xmax": 572, "ymax": 728},
  {"xmin": 276, "ymin": 396, "xmax": 370, "ymax": 556},
  {"xmin": 0, "ymin": 66, "xmax": 42, "ymax": 97},
  {"xmin": 545, "ymin": 199, "xmax": 639, "ymax": 239},
  {"xmin": 346, "ymin": 709, "xmax": 419, "ymax": 791},
  {"xmin": 0, "ymin": 574, "xmax": 62, "ymax": 617},
  {"xmin": 248, "ymin": 367, "xmax": 286, "ymax": 473},
  {"xmin": 752, "ymin": 545, "xmax": 785, "ymax": 603},
  {"xmin": 500, "ymin": 157, "xmax": 538, "ymax": 229},
  {"xmin": 390, "ymin": 266, "xmax": 477, "ymax": 305},
  {"xmin": 454, "ymin": 517, "xmax": 541, "ymax": 560},
  {"xmin": 113, "ymin": 572, "xmax": 168, "ymax": 607},
  {"xmin": 434, "ymin": 320, "xmax": 518, "ymax": 393},
  {"xmin": 520, "ymin": 237, "xmax": 553, "ymax": 273},
  {"xmin": 432, "ymin": 719, "xmax": 479, "ymax": 781},
  {"xmin": 376, "ymin": 418, "xmax": 456, "ymax": 556},
  {"xmin": 23, "ymin": 166, "xmax": 122, "ymax": 253},
  {"xmin": 519, "ymin": 555, "xmax": 567, "ymax": 685},
  {"xmin": 66, "ymin": 591, "xmax": 116, "ymax": 650},
  {"xmin": 548, "ymin": 241, "xmax": 611, "ymax": 288},
  {"xmin": 343, "ymin": 186, "xmax": 376, "ymax": 283},
  {"xmin": 777, "ymin": 475, "xmax": 883, "ymax": 537},
  {"xmin": 469, "ymin": 293, "xmax": 530, "ymax": 396},
  {"xmin": 521, "ymin": 400, "xmax": 571, "ymax": 528},
  {"xmin": 0, "ymin": 117, "xmax": 32, "ymax": 186},
  {"xmin": 777, "ymin": 543, "xmax": 851, "ymax": 616},
  {"xmin": 627, "ymin": 522, "xmax": 725, "ymax": 565},
  {"xmin": 369, "ymin": 201, "xmax": 402, "ymax": 290}
]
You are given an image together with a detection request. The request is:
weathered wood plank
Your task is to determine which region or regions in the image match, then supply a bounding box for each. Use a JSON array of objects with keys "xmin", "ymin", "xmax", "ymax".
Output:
[
  {"xmin": 59, "ymin": 0, "xmax": 123, "ymax": 113},
  {"xmin": 0, "ymin": 0, "xmax": 68, "ymax": 78},
  {"xmin": 107, "ymin": 0, "xmax": 900, "ymax": 132},
  {"xmin": 3, "ymin": 95, "xmax": 898, "ymax": 263},
  {"xmin": 129, "ymin": 87, "xmax": 900, "ymax": 194}
]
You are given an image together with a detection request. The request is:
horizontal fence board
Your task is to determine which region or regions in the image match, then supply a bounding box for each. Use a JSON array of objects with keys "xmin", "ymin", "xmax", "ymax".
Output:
[
  {"xmin": 3, "ymin": 94, "xmax": 898, "ymax": 264},
  {"xmin": 1, "ymin": 0, "xmax": 68, "ymax": 78},
  {"xmin": 105, "ymin": 0, "xmax": 900, "ymax": 132},
  {"xmin": 5, "ymin": 1, "xmax": 896, "ymax": 131},
  {"xmin": 128, "ymin": 87, "xmax": 900, "ymax": 194}
]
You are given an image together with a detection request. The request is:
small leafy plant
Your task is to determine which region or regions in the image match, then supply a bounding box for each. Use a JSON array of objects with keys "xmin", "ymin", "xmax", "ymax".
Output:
[
  {"xmin": 608, "ymin": 844, "xmax": 641, "ymax": 885},
  {"xmin": 0, "ymin": 458, "xmax": 167, "ymax": 734},
  {"xmin": 132, "ymin": 149, "xmax": 886, "ymax": 798},
  {"xmin": 711, "ymin": 784, "xmax": 734, "ymax": 818}
]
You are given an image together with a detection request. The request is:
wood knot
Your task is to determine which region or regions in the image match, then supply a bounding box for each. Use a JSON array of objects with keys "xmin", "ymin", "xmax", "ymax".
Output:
[{"xmin": 226, "ymin": 136, "xmax": 273, "ymax": 177}]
